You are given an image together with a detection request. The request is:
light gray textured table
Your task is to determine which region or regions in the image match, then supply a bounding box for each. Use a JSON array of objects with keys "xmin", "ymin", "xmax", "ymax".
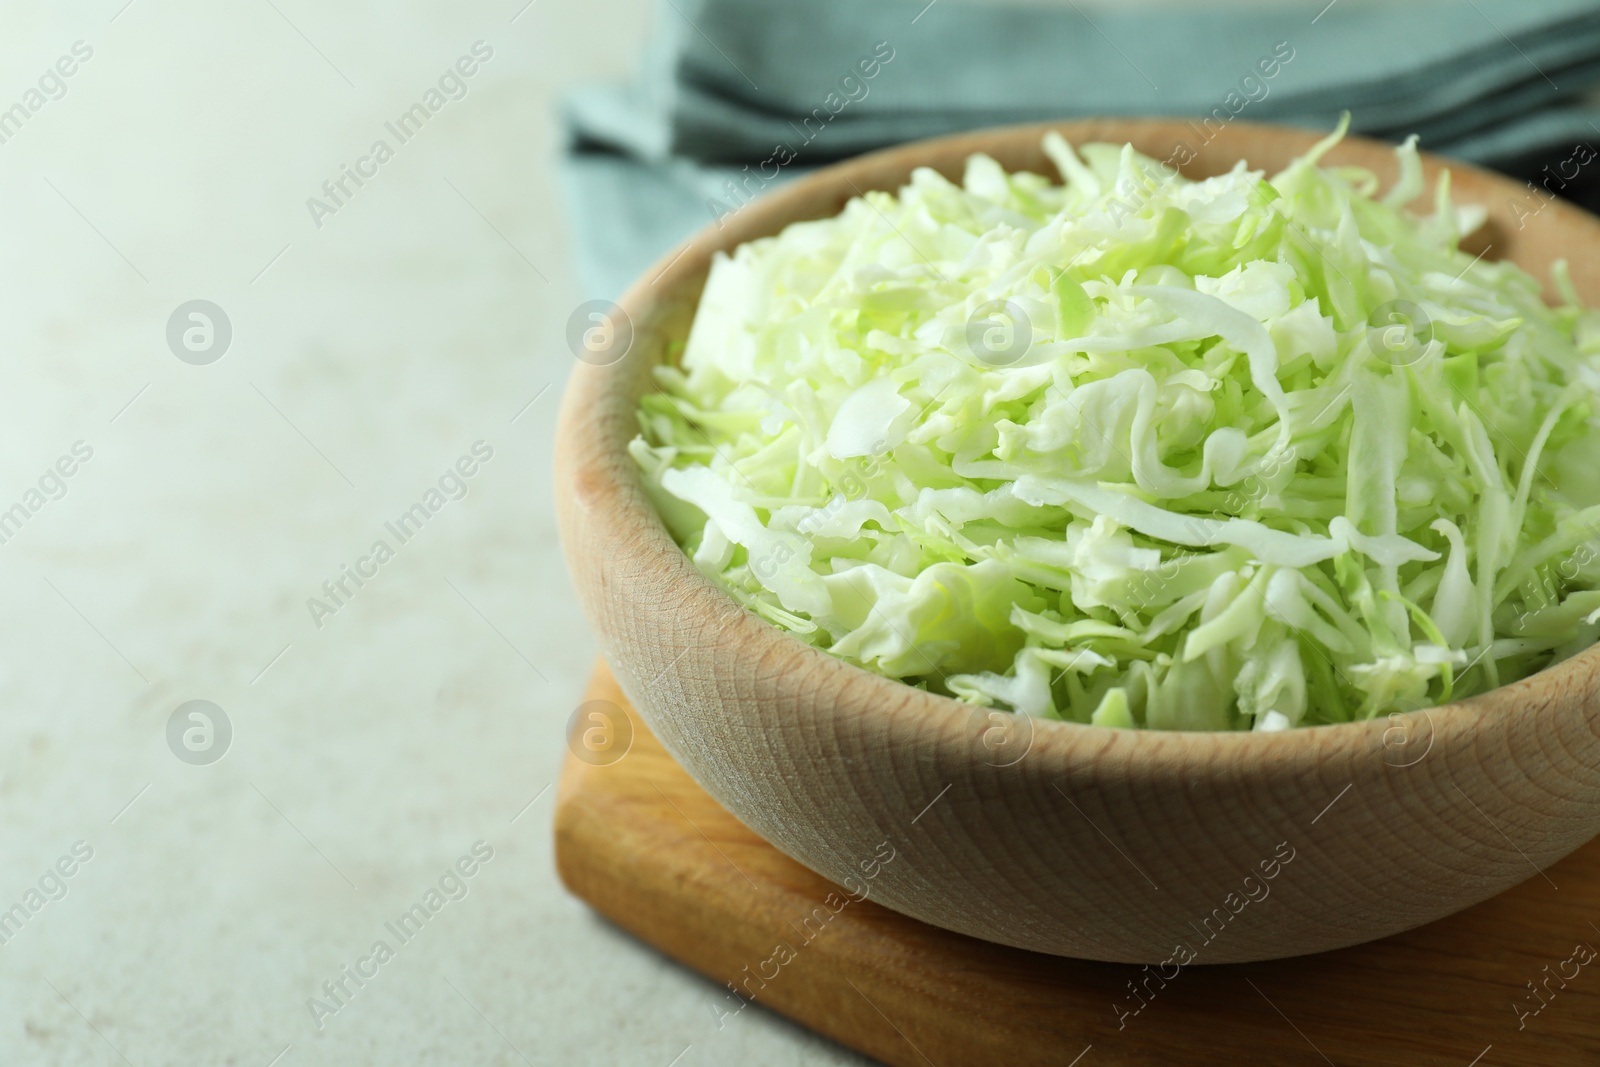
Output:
[{"xmin": 0, "ymin": 2, "xmax": 866, "ymax": 1063}]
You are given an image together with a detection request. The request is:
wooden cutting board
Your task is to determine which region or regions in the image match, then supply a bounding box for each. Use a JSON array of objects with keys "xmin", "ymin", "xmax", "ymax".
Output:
[{"xmin": 554, "ymin": 662, "xmax": 1600, "ymax": 1066}]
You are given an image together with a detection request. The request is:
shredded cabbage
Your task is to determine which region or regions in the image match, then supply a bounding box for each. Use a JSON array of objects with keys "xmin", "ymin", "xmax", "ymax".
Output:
[{"xmin": 631, "ymin": 118, "xmax": 1600, "ymax": 730}]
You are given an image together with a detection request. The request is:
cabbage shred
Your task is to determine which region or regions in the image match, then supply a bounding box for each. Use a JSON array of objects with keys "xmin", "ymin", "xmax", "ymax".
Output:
[{"xmin": 631, "ymin": 120, "xmax": 1600, "ymax": 731}]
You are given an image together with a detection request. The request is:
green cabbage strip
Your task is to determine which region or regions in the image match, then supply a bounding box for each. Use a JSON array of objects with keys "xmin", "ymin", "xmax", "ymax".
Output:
[{"xmin": 631, "ymin": 118, "xmax": 1600, "ymax": 731}]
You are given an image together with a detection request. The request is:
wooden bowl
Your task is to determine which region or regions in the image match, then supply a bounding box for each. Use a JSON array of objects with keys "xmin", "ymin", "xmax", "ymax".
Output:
[{"xmin": 554, "ymin": 119, "xmax": 1600, "ymax": 963}]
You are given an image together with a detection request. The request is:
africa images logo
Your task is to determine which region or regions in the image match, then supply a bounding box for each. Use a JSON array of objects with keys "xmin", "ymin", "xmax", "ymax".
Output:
[
  {"xmin": 0, "ymin": 40, "xmax": 94, "ymax": 148},
  {"xmin": 306, "ymin": 442, "xmax": 494, "ymax": 628},
  {"xmin": 305, "ymin": 41, "xmax": 494, "ymax": 229}
]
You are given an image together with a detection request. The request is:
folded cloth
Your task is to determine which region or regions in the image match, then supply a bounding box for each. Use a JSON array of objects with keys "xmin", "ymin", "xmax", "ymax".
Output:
[{"xmin": 563, "ymin": 0, "xmax": 1600, "ymax": 299}]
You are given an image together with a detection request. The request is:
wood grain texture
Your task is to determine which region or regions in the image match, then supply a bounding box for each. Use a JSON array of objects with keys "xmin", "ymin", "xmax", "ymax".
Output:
[
  {"xmin": 554, "ymin": 120, "xmax": 1600, "ymax": 963},
  {"xmin": 558, "ymin": 662, "xmax": 1600, "ymax": 1067}
]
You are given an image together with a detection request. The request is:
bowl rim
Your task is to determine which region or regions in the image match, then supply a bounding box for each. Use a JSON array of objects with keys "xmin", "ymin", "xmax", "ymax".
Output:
[{"xmin": 560, "ymin": 116, "xmax": 1600, "ymax": 772}]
